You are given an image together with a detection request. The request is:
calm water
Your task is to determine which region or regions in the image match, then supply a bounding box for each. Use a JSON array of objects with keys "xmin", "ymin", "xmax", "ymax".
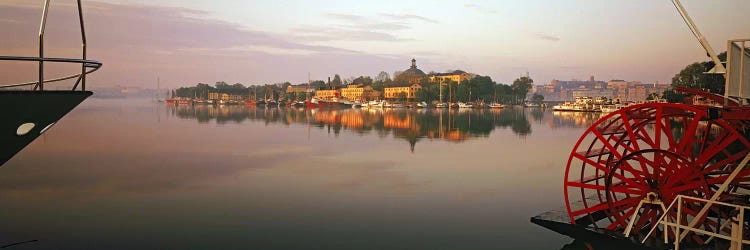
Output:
[{"xmin": 1, "ymin": 99, "xmax": 607, "ymax": 249}]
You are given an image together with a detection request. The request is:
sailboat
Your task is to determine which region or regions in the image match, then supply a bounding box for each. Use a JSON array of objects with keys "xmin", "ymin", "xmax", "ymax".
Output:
[
  {"xmin": 436, "ymin": 81, "xmax": 448, "ymax": 108},
  {"xmin": 489, "ymin": 87, "xmax": 504, "ymax": 108}
]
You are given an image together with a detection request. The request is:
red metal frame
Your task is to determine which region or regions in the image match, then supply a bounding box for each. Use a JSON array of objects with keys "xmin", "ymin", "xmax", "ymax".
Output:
[{"xmin": 564, "ymin": 103, "xmax": 750, "ymax": 239}]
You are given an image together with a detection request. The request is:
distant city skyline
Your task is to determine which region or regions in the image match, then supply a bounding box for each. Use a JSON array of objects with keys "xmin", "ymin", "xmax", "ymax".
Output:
[{"xmin": 1, "ymin": 0, "xmax": 749, "ymax": 88}]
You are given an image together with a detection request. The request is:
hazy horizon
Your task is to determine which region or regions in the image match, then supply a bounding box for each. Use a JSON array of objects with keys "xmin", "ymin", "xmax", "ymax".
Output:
[{"xmin": 1, "ymin": 0, "xmax": 749, "ymax": 88}]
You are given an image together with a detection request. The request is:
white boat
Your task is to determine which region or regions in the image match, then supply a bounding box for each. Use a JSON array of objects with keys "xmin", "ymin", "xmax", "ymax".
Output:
[
  {"xmin": 458, "ymin": 102, "xmax": 473, "ymax": 108},
  {"xmin": 368, "ymin": 100, "xmax": 380, "ymax": 108},
  {"xmin": 524, "ymin": 101, "xmax": 540, "ymax": 107},
  {"xmin": 392, "ymin": 103, "xmax": 405, "ymax": 108},
  {"xmin": 416, "ymin": 102, "xmax": 428, "ymax": 108},
  {"xmin": 382, "ymin": 101, "xmax": 393, "ymax": 108},
  {"xmin": 435, "ymin": 102, "xmax": 448, "ymax": 108},
  {"xmin": 489, "ymin": 102, "xmax": 504, "ymax": 109}
]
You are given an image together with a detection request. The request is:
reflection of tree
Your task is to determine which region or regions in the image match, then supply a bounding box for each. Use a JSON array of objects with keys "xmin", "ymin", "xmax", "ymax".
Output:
[
  {"xmin": 488, "ymin": 107, "xmax": 532, "ymax": 136},
  {"xmin": 168, "ymin": 105, "xmax": 536, "ymax": 151}
]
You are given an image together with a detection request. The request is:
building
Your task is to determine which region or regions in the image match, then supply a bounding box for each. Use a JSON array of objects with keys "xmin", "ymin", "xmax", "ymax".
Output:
[
  {"xmin": 394, "ymin": 59, "xmax": 427, "ymax": 84},
  {"xmin": 340, "ymin": 84, "xmax": 380, "ymax": 101},
  {"xmin": 428, "ymin": 70, "xmax": 472, "ymax": 83},
  {"xmin": 314, "ymin": 89, "xmax": 339, "ymax": 99},
  {"xmin": 286, "ymin": 84, "xmax": 314, "ymax": 94},
  {"xmin": 384, "ymin": 83, "xmax": 422, "ymax": 100},
  {"xmin": 208, "ymin": 92, "xmax": 244, "ymax": 101}
]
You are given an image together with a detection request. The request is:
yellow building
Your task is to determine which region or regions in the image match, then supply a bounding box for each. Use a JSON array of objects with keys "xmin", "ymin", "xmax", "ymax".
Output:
[
  {"xmin": 340, "ymin": 84, "xmax": 380, "ymax": 101},
  {"xmin": 286, "ymin": 84, "xmax": 313, "ymax": 94},
  {"xmin": 428, "ymin": 71, "xmax": 471, "ymax": 83},
  {"xmin": 314, "ymin": 89, "xmax": 339, "ymax": 99},
  {"xmin": 384, "ymin": 83, "xmax": 421, "ymax": 100},
  {"xmin": 208, "ymin": 92, "xmax": 220, "ymax": 100}
]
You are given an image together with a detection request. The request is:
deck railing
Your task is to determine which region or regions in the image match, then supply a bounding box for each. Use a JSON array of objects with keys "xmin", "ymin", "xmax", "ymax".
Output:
[
  {"xmin": 0, "ymin": 0, "xmax": 102, "ymax": 91},
  {"xmin": 642, "ymin": 152, "xmax": 750, "ymax": 250}
]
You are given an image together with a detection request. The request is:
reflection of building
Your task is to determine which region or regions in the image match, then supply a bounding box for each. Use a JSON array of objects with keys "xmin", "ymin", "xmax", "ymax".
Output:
[
  {"xmin": 429, "ymin": 71, "xmax": 471, "ymax": 83},
  {"xmin": 315, "ymin": 89, "xmax": 339, "ymax": 99},
  {"xmin": 394, "ymin": 58, "xmax": 427, "ymax": 84},
  {"xmin": 384, "ymin": 83, "xmax": 421, "ymax": 100},
  {"xmin": 340, "ymin": 84, "xmax": 380, "ymax": 101},
  {"xmin": 383, "ymin": 113, "xmax": 416, "ymax": 129}
]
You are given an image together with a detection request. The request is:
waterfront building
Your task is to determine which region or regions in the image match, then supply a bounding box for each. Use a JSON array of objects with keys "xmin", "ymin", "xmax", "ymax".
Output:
[
  {"xmin": 384, "ymin": 83, "xmax": 422, "ymax": 100},
  {"xmin": 394, "ymin": 59, "xmax": 427, "ymax": 84},
  {"xmin": 340, "ymin": 84, "xmax": 380, "ymax": 101},
  {"xmin": 208, "ymin": 92, "xmax": 220, "ymax": 100},
  {"xmin": 286, "ymin": 84, "xmax": 314, "ymax": 94},
  {"xmin": 428, "ymin": 70, "xmax": 471, "ymax": 83},
  {"xmin": 571, "ymin": 89, "xmax": 616, "ymax": 99},
  {"xmin": 314, "ymin": 89, "xmax": 339, "ymax": 99}
]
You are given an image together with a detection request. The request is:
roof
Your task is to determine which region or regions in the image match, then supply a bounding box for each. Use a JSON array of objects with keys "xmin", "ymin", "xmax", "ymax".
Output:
[{"xmin": 386, "ymin": 83, "xmax": 421, "ymax": 88}]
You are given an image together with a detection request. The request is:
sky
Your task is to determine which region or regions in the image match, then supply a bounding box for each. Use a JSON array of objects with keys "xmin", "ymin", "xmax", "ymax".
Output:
[{"xmin": 1, "ymin": 0, "xmax": 749, "ymax": 89}]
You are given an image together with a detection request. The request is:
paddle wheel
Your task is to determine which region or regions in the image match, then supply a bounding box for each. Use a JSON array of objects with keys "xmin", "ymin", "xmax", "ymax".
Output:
[
  {"xmin": 563, "ymin": 102, "xmax": 750, "ymax": 241},
  {"xmin": 562, "ymin": 0, "xmax": 750, "ymax": 245}
]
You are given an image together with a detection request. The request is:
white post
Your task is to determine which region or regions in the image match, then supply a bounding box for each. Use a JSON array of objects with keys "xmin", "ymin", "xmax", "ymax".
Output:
[{"xmin": 679, "ymin": 152, "xmax": 750, "ymax": 241}]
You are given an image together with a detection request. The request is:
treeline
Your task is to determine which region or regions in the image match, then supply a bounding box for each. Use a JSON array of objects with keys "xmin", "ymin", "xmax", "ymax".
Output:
[
  {"xmin": 413, "ymin": 75, "xmax": 536, "ymax": 104},
  {"xmin": 173, "ymin": 82, "xmax": 296, "ymax": 100},
  {"xmin": 172, "ymin": 72, "xmax": 541, "ymax": 104}
]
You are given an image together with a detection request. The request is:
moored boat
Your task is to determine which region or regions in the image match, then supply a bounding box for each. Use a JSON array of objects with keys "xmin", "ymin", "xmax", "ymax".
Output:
[
  {"xmin": 488, "ymin": 102, "xmax": 504, "ymax": 109},
  {"xmin": 458, "ymin": 102, "xmax": 473, "ymax": 108}
]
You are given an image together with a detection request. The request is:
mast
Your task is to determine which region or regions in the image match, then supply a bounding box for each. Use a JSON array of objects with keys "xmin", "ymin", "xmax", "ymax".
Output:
[{"xmin": 439, "ymin": 81, "xmax": 443, "ymax": 103}]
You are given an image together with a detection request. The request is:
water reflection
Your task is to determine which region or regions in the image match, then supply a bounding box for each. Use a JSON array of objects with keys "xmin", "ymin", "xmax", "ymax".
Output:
[
  {"xmin": 169, "ymin": 105, "xmax": 543, "ymax": 151},
  {"xmin": 0, "ymin": 99, "xmax": 623, "ymax": 249}
]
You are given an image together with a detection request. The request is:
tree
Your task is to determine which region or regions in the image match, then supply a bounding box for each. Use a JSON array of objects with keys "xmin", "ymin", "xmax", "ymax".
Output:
[
  {"xmin": 310, "ymin": 80, "xmax": 326, "ymax": 90},
  {"xmin": 662, "ymin": 90, "xmax": 684, "ymax": 103},
  {"xmin": 375, "ymin": 71, "xmax": 390, "ymax": 82},
  {"xmin": 531, "ymin": 93, "xmax": 544, "ymax": 104},
  {"xmin": 331, "ymin": 74, "xmax": 342, "ymax": 88},
  {"xmin": 372, "ymin": 81, "xmax": 384, "ymax": 92},
  {"xmin": 671, "ymin": 52, "xmax": 727, "ymax": 94},
  {"xmin": 215, "ymin": 81, "xmax": 229, "ymax": 89},
  {"xmin": 511, "ymin": 76, "xmax": 533, "ymax": 104},
  {"xmin": 415, "ymin": 87, "xmax": 437, "ymax": 103},
  {"xmin": 397, "ymin": 92, "xmax": 407, "ymax": 102},
  {"xmin": 495, "ymin": 83, "xmax": 513, "ymax": 104},
  {"xmin": 352, "ymin": 76, "xmax": 373, "ymax": 86},
  {"xmin": 456, "ymin": 84, "xmax": 469, "ymax": 102}
]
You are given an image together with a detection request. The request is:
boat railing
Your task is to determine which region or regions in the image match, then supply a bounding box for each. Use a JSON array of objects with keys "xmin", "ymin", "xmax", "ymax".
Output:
[
  {"xmin": 643, "ymin": 194, "xmax": 750, "ymax": 250},
  {"xmin": 642, "ymin": 151, "xmax": 750, "ymax": 250},
  {"xmin": 0, "ymin": 0, "xmax": 102, "ymax": 91}
]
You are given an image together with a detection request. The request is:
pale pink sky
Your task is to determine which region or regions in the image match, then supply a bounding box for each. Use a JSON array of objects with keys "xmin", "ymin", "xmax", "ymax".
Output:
[{"xmin": 1, "ymin": 0, "xmax": 749, "ymax": 88}]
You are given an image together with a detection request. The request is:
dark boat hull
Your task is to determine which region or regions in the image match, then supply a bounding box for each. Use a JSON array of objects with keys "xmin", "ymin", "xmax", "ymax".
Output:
[{"xmin": 1, "ymin": 91, "xmax": 91, "ymax": 166}]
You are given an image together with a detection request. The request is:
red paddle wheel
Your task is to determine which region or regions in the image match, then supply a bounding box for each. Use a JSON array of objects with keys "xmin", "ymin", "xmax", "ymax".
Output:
[{"xmin": 564, "ymin": 102, "xmax": 750, "ymax": 240}]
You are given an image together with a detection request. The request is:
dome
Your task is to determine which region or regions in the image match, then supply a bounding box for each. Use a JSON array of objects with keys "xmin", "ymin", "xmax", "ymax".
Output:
[
  {"xmin": 403, "ymin": 58, "xmax": 426, "ymax": 76},
  {"xmin": 395, "ymin": 58, "xmax": 426, "ymax": 84}
]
